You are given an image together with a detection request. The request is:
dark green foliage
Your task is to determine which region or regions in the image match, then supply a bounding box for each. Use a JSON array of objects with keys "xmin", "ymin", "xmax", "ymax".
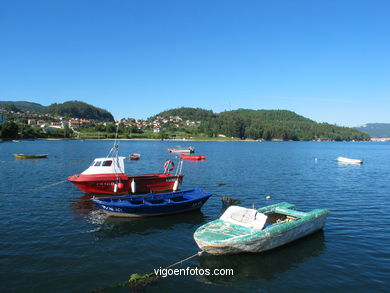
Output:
[
  {"xmin": 18, "ymin": 124, "xmax": 45, "ymax": 138},
  {"xmin": 148, "ymin": 107, "xmax": 216, "ymax": 121},
  {"xmin": 44, "ymin": 127, "xmax": 66, "ymax": 138},
  {"xmin": 0, "ymin": 120, "xmax": 47, "ymax": 139},
  {"xmin": 1, "ymin": 121, "xmax": 19, "ymax": 138},
  {"xmin": 0, "ymin": 100, "xmax": 114, "ymax": 121},
  {"xmin": 355, "ymin": 123, "xmax": 390, "ymax": 138},
  {"xmin": 2, "ymin": 104, "xmax": 20, "ymax": 112},
  {"xmin": 63, "ymin": 124, "xmax": 72, "ymax": 138},
  {"xmin": 153, "ymin": 131, "xmax": 169, "ymax": 140},
  {"xmin": 164, "ymin": 108, "xmax": 369, "ymax": 141},
  {"xmin": 105, "ymin": 124, "xmax": 116, "ymax": 133},
  {"xmin": 0, "ymin": 101, "xmax": 45, "ymax": 112},
  {"xmin": 211, "ymin": 109, "xmax": 370, "ymax": 141},
  {"xmin": 44, "ymin": 101, "xmax": 114, "ymax": 121}
]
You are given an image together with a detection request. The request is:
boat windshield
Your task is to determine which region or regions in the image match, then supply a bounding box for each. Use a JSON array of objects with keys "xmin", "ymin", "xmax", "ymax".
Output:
[
  {"xmin": 265, "ymin": 213, "xmax": 298, "ymax": 226},
  {"xmin": 93, "ymin": 161, "xmax": 102, "ymax": 166},
  {"xmin": 102, "ymin": 160, "xmax": 112, "ymax": 166}
]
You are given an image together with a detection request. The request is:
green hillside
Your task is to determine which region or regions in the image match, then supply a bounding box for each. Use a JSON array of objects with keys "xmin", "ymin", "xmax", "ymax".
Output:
[
  {"xmin": 44, "ymin": 101, "xmax": 114, "ymax": 121},
  {"xmin": 154, "ymin": 107, "xmax": 370, "ymax": 141},
  {"xmin": 148, "ymin": 107, "xmax": 216, "ymax": 121},
  {"xmin": 0, "ymin": 100, "xmax": 114, "ymax": 122},
  {"xmin": 212, "ymin": 109, "xmax": 369, "ymax": 140},
  {"xmin": 0, "ymin": 101, "xmax": 45, "ymax": 112}
]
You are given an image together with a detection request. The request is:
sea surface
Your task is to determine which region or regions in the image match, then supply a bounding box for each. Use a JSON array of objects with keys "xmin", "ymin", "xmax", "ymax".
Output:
[{"xmin": 0, "ymin": 140, "xmax": 389, "ymax": 292}]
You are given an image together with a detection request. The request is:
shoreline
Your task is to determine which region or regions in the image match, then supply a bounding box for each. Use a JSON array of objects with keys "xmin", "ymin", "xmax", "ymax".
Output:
[{"xmin": 5, "ymin": 137, "xmax": 376, "ymax": 142}]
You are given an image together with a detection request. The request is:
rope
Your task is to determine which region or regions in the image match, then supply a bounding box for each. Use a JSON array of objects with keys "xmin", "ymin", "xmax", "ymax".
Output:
[
  {"xmin": 164, "ymin": 251, "xmax": 203, "ymax": 270},
  {"xmin": 0, "ymin": 180, "xmax": 73, "ymax": 215},
  {"xmin": 0, "ymin": 179, "xmax": 68, "ymax": 198},
  {"xmin": 95, "ymin": 251, "xmax": 203, "ymax": 291},
  {"xmin": 25, "ymin": 180, "xmax": 68, "ymax": 192}
]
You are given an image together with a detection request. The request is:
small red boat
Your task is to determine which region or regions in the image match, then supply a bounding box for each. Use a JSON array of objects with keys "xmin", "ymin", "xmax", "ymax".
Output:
[
  {"xmin": 68, "ymin": 145, "xmax": 183, "ymax": 195},
  {"xmin": 130, "ymin": 153, "xmax": 141, "ymax": 160},
  {"xmin": 180, "ymin": 154, "xmax": 206, "ymax": 161},
  {"xmin": 168, "ymin": 147, "xmax": 195, "ymax": 153}
]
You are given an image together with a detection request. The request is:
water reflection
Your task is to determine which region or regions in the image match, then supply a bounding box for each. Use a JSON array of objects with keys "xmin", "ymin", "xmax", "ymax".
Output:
[
  {"xmin": 337, "ymin": 162, "xmax": 363, "ymax": 167},
  {"xmin": 70, "ymin": 194, "xmax": 97, "ymax": 217},
  {"xmin": 71, "ymin": 193, "xmax": 139, "ymax": 217},
  {"xmin": 89, "ymin": 210, "xmax": 207, "ymax": 238},
  {"xmin": 197, "ymin": 231, "xmax": 325, "ymax": 285}
]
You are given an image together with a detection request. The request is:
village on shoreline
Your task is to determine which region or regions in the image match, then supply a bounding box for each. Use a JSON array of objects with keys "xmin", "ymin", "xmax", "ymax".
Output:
[{"xmin": 0, "ymin": 101, "xmax": 382, "ymax": 141}]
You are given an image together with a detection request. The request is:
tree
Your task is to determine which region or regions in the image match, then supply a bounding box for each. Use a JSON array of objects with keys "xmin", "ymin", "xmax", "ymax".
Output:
[
  {"xmin": 156, "ymin": 131, "xmax": 169, "ymax": 140},
  {"xmin": 3, "ymin": 104, "xmax": 20, "ymax": 112},
  {"xmin": 1, "ymin": 121, "xmax": 19, "ymax": 138},
  {"xmin": 63, "ymin": 124, "xmax": 72, "ymax": 138}
]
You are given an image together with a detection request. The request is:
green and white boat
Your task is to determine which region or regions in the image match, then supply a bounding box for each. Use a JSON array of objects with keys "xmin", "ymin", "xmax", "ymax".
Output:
[{"xmin": 194, "ymin": 202, "xmax": 329, "ymax": 255}]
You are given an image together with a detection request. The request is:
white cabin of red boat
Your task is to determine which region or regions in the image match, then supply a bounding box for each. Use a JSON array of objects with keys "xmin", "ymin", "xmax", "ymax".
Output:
[{"xmin": 81, "ymin": 156, "xmax": 126, "ymax": 175}]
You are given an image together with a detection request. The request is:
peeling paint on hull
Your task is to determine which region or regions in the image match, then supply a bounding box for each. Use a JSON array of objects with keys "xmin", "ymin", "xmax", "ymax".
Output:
[{"xmin": 194, "ymin": 202, "xmax": 329, "ymax": 255}]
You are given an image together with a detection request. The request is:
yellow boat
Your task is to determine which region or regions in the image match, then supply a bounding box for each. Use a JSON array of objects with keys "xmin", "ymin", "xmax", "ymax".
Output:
[{"xmin": 14, "ymin": 154, "xmax": 48, "ymax": 159}]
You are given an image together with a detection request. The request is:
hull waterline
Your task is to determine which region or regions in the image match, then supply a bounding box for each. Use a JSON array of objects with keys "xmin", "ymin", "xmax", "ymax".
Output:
[
  {"xmin": 92, "ymin": 189, "xmax": 212, "ymax": 217},
  {"xmin": 68, "ymin": 173, "xmax": 184, "ymax": 195}
]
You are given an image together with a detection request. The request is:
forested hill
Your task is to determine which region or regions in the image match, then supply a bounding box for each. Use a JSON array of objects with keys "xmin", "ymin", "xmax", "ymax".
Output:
[
  {"xmin": 210, "ymin": 109, "xmax": 369, "ymax": 140},
  {"xmin": 355, "ymin": 123, "xmax": 390, "ymax": 138},
  {"xmin": 0, "ymin": 101, "xmax": 45, "ymax": 112},
  {"xmin": 0, "ymin": 100, "xmax": 114, "ymax": 121},
  {"xmin": 153, "ymin": 107, "xmax": 370, "ymax": 141},
  {"xmin": 148, "ymin": 107, "xmax": 216, "ymax": 121},
  {"xmin": 44, "ymin": 101, "xmax": 114, "ymax": 121}
]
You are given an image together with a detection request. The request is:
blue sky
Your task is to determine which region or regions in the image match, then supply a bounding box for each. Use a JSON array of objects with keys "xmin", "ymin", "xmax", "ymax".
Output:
[{"xmin": 0, "ymin": 0, "xmax": 389, "ymax": 126}]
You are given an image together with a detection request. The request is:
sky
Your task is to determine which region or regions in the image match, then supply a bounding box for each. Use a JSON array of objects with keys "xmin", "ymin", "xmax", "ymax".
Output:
[{"xmin": 0, "ymin": 0, "xmax": 389, "ymax": 126}]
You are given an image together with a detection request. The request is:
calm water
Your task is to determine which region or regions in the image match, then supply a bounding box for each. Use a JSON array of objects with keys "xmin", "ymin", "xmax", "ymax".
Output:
[{"xmin": 1, "ymin": 140, "xmax": 389, "ymax": 292}]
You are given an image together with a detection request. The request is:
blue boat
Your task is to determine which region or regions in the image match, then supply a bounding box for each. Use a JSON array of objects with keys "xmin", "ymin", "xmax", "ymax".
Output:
[{"xmin": 92, "ymin": 189, "xmax": 212, "ymax": 217}]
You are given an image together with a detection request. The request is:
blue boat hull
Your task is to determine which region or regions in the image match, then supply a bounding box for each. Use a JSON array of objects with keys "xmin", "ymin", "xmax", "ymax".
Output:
[{"xmin": 92, "ymin": 189, "xmax": 212, "ymax": 217}]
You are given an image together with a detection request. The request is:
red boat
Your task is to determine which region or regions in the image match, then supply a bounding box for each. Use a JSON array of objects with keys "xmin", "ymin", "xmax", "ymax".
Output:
[
  {"xmin": 68, "ymin": 146, "xmax": 183, "ymax": 195},
  {"xmin": 168, "ymin": 147, "xmax": 195, "ymax": 153},
  {"xmin": 130, "ymin": 153, "xmax": 141, "ymax": 160},
  {"xmin": 180, "ymin": 154, "xmax": 206, "ymax": 161}
]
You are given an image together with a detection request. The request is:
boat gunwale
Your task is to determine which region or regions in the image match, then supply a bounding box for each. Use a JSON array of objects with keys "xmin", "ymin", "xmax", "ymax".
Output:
[
  {"xmin": 95, "ymin": 194, "xmax": 207, "ymax": 207},
  {"xmin": 93, "ymin": 189, "xmax": 211, "ymax": 207},
  {"xmin": 68, "ymin": 173, "xmax": 184, "ymax": 182}
]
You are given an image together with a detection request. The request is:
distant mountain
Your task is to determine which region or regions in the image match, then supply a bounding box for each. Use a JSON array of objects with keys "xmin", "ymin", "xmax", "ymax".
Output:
[
  {"xmin": 0, "ymin": 101, "xmax": 45, "ymax": 112},
  {"xmin": 148, "ymin": 107, "xmax": 216, "ymax": 121},
  {"xmin": 355, "ymin": 123, "xmax": 390, "ymax": 138},
  {"xmin": 44, "ymin": 101, "xmax": 114, "ymax": 121}
]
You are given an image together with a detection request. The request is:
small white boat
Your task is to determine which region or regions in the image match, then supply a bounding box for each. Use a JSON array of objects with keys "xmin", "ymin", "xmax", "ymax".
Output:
[
  {"xmin": 337, "ymin": 156, "xmax": 363, "ymax": 164},
  {"xmin": 168, "ymin": 147, "xmax": 195, "ymax": 153}
]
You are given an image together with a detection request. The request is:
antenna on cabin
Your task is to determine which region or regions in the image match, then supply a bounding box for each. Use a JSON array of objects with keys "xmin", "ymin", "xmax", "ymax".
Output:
[
  {"xmin": 107, "ymin": 123, "xmax": 120, "ymax": 158},
  {"xmin": 114, "ymin": 122, "xmax": 119, "ymax": 148}
]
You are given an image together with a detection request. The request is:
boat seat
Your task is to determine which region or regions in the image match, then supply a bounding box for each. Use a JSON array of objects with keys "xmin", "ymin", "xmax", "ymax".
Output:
[{"xmin": 220, "ymin": 206, "xmax": 268, "ymax": 231}]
